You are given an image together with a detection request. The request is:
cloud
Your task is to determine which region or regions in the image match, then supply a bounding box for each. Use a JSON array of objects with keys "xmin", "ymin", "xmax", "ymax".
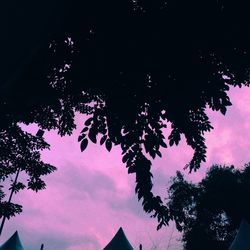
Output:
[
  {"xmin": 2, "ymin": 87, "xmax": 250, "ymax": 250},
  {"xmin": 204, "ymin": 87, "xmax": 250, "ymax": 169}
]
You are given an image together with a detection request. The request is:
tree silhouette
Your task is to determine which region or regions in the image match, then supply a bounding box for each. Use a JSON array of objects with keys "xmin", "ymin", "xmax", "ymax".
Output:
[
  {"xmin": 167, "ymin": 164, "xmax": 250, "ymax": 250},
  {"xmin": 0, "ymin": 125, "xmax": 56, "ymax": 231},
  {"xmin": 1, "ymin": 1, "xmax": 250, "ymax": 228}
]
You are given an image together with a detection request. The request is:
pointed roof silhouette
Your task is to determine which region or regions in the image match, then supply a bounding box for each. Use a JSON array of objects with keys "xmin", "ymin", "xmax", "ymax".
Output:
[
  {"xmin": 0, "ymin": 231, "xmax": 24, "ymax": 250},
  {"xmin": 103, "ymin": 227, "xmax": 134, "ymax": 250},
  {"xmin": 229, "ymin": 219, "xmax": 250, "ymax": 250}
]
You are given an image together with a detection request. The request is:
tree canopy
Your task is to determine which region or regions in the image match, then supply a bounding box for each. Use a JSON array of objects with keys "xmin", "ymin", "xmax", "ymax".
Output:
[
  {"xmin": 0, "ymin": 126, "xmax": 56, "ymax": 222},
  {"xmin": 1, "ymin": 1, "xmax": 250, "ymax": 228},
  {"xmin": 167, "ymin": 164, "xmax": 250, "ymax": 250}
]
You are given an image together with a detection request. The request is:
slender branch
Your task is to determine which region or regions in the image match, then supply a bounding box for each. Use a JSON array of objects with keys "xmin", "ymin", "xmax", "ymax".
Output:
[{"xmin": 0, "ymin": 167, "xmax": 21, "ymax": 236}]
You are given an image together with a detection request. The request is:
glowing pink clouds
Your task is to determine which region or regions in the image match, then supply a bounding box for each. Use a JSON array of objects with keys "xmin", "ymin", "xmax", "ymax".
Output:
[{"xmin": 1, "ymin": 87, "xmax": 250, "ymax": 250}]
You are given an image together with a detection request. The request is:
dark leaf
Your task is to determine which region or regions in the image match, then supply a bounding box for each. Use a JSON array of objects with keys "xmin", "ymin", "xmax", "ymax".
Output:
[
  {"xmin": 88, "ymin": 129, "xmax": 97, "ymax": 143},
  {"xmin": 128, "ymin": 165, "xmax": 136, "ymax": 174},
  {"xmin": 156, "ymin": 151, "xmax": 162, "ymax": 157},
  {"xmin": 105, "ymin": 139, "xmax": 112, "ymax": 152},
  {"xmin": 149, "ymin": 150, "xmax": 156, "ymax": 159},
  {"xmin": 100, "ymin": 135, "xmax": 107, "ymax": 145},
  {"xmin": 80, "ymin": 138, "xmax": 88, "ymax": 152},
  {"xmin": 81, "ymin": 127, "xmax": 88, "ymax": 133},
  {"xmin": 169, "ymin": 139, "xmax": 174, "ymax": 147},
  {"xmin": 221, "ymin": 106, "xmax": 227, "ymax": 115},
  {"xmin": 122, "ymin": 154, "xmax": 129, "ymax": 163},
  {"xmin": 160, "ymin": 141, "xmax": 167, "ymax": 148},
  {"xmin": 78, "ymin": 134, "xmax": 86, "ymax": 142},
  {"xmin": 84, "ymin": 118, "xmax": 93, "ymax": 126}
]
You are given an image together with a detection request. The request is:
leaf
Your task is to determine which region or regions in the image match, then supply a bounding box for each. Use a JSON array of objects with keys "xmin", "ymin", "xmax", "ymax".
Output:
[
  {"xmin": 10, "ymin": 182, "xmax": 26, "ymax": 194},
  {"xmin": 80, "ymin": 138, "xmax": 88, "ymax": 152},
  {"xmin": 122, "ymin": 154, "xmax": 129, "ymax": 163},
  {"xmin": 36, "ymin": 129, "xmax": 45, "ymax": 138},
  {"xmin": 160, "ymin": 141, "xmax": 167, "ymax": 148},
  {"xmin": 100, "ymin": 135, "xmax": 107, "ymax": 145},
  {"xmin": 221, "ymin": 106, "xmax": 227, "ymax": 115},
  {"xmin": 156, "ymin": 151, "xmax": 162, "ymax": 157},
  {"xmin": 81, "ymin": 127, "xmax": 88, "ymax": 133},
  {"xmin": 88, "ymin": 129, "xmax": 97, "ymax": 143},
  {"xmin": 78, "ymin": 134, "xmax": 86, "ymax": 142},
  {"xmin": 149, "ymin": 150, "xmax": 156, "ymax": 159},
  {"xmin": 128, "ymin": 165, "xmax": 136, "ymax": 174},
  {"xmin": 169, "ymin": 139, "xmax": 174, "ymax": 146},
  {"xmin": 138, "ymin": 191, "xmax": 143, "ymax": 201},
  {"xmin": 157, "ymin": 224, "xmax": 162, "ymax": 231},
  {"xmin": 144, "ymin": 141, "xmax": 149, "ymax": 153},
  {"xmin": 84, "ymin": 118, "xmax": 93, "ymax": 126},
  {"xmin": 105, "ymin": 139, "xmax": 112, "ymax": 152}
]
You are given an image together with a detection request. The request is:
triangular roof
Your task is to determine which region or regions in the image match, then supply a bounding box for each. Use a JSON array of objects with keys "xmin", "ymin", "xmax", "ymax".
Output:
[
  {"xmin": 229, "ymin": 219, "xmax": 250, "ymax": 250},
  {"xmin": 0, "ymin": 231, "xmax": 24, "ymax": 250},
  {"xmin": 103, "ymin": 227, "xmax": 134, "ymax": 250}
]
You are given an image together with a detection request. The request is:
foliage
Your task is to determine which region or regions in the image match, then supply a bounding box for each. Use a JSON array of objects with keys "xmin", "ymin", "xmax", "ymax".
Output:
[
  {"xmin": 167, "ymin": 164, "xmax": 250, "ymax": 250},
  {"xmin": 1, "ymin": 1, "xmax": 250, "ymax": 227},
  {"xmin": 0, "ymin": 124, "xmax": 56, "ymax": 220}
]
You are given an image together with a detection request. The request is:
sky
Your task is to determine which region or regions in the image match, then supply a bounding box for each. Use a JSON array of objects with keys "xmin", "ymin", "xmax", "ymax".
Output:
[{"xmin": 1, "ymin": 86, "xmax": 250, "ymax": 250}]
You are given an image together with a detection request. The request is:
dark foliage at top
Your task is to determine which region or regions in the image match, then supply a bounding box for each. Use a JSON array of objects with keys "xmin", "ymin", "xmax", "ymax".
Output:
[
  {"xmin": 168, "ymin": 164, "xmax": 250, "ymax": 250},
  {"xmin": 1, "ymin": 1, "xmax": 250, "ymax": 228}
]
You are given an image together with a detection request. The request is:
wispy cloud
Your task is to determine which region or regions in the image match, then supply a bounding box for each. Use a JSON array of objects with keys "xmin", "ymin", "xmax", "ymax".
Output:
[{"xmin": 1, "ymin": 87, "xmax": 250, "ymax": 250}]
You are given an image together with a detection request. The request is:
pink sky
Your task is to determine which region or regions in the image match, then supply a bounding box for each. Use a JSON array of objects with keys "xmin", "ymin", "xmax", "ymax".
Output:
[{"xmin": 1, "ymin": 86, "xmax": 250, "ymax": 250}]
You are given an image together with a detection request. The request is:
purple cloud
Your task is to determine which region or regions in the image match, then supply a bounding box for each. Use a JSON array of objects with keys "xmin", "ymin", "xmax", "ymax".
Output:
[{"xmin": 1, "ymin": 87, "xmax": 250, "ymax": 250}]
